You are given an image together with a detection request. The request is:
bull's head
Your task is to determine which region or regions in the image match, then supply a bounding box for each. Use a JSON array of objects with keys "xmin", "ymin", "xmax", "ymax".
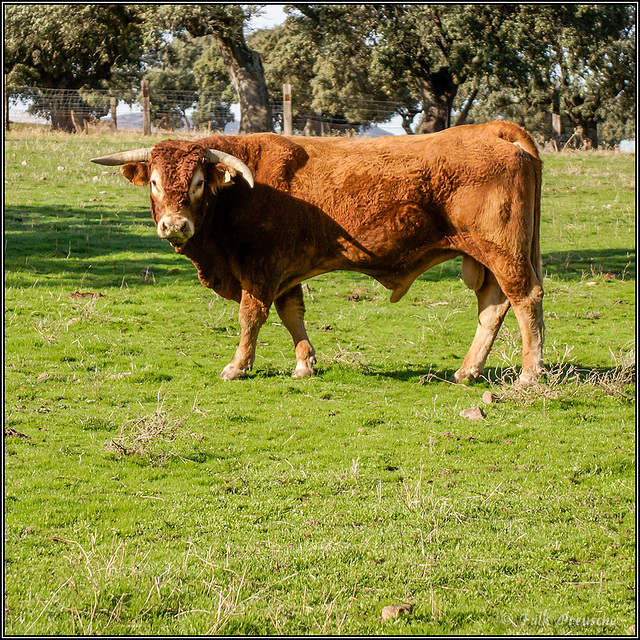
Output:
[{"xmin": 90, "ymin": 142, "xmax": 253, "ymax": 246}]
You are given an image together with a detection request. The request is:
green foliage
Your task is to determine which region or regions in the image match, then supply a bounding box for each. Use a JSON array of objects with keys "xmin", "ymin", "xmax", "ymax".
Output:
[
  {"xmin": 4, "ymin": 5, "xmax": 144, "ymax": 131},
  {"xmin": 469, "ymin": 4, "xmax": 635, "ymax": 147},
  {"xmin": 150, "ymin": 5, "xmax": 271, "ymax": 133},
  {"xmin": 4, "ymin": 5, "xmax": 144, "ymax": 89},
  {"xmin": 3, "ymin": 130, "xmax": 636, "ymax": 634},
  {"xmin": 4, "ymin": 4, "xmax": 635, "ymax": 144},
  {"xmin": 141, "ymin": 33, "xmax": 234, "ymax": 132}
]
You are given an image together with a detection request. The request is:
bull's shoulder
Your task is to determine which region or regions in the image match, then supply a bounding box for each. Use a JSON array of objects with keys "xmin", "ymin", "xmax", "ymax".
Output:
[{"xmin": 198, "ymin": 134, "xmax": 308, "ymax": 189}]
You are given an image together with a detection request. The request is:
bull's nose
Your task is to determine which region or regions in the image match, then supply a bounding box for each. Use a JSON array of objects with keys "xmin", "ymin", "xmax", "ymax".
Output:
[{"xmin": 157, "ymin": 216, "xmax": 194, "ymax": 242}]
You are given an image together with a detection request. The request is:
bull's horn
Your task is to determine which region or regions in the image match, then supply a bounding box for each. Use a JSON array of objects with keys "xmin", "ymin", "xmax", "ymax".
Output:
[
  {"xmin": 90, "ymin": 148, "xmax": 151, "ymax": 165},
  {"xmin": 205, "ymin": 149, "xmax": 254, "ymax": 188}
]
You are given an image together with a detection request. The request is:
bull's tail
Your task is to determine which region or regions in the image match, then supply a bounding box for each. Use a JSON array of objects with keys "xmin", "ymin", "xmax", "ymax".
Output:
[
  {"xmin": 491, "ymin": 121, "xmax": 543, "ymax": 283},
  {"xmin": 530, "ymin": 153, "xmax": 543, "ymax": 285}
]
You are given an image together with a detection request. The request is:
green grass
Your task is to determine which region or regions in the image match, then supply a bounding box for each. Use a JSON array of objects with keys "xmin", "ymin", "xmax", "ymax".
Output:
[{"xmin": 4, "ymin": 130, "xmax": 635, "ymax": 635}]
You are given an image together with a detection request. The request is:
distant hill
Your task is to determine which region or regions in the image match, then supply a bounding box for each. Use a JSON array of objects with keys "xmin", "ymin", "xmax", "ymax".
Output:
[
  {"xmin": 358, "ymin": 125, "xmax": 395, "ymax": 138},
  {"xmin": 102, "ymin": 112, "xmax": 394, "ymax": 137}
]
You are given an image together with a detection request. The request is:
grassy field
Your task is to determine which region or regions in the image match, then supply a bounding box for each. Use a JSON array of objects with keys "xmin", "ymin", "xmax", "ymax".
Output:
[{"xmin": 4, "ymin": 129, "xmax": 635, "ymax": 635}]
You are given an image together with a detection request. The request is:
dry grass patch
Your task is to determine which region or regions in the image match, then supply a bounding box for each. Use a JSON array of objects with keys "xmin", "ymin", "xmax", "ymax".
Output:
[{"xmin": 107, "ymin": 394, "xmax": 203, "ymax": 465}]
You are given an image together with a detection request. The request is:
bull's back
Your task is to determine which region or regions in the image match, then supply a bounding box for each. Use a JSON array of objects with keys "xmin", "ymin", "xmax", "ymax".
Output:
[{"xmin": 282, "ymin": 123, "xmax": 537, "ymax": 233}]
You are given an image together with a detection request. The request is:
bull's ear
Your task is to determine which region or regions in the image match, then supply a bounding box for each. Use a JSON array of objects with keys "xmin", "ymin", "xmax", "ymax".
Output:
[
  {"xmin": 206, "ymin": 163, "xmax": 236, "ymax": 189},
  {"xmin": 121, "ymin": 162, "xmax": 149, "ymax": 186}
]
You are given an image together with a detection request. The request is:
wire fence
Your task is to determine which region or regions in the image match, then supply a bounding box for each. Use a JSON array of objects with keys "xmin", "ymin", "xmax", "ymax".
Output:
[{"xmin": 6, "ymin": 85, "xmax": 411, "ymax": 135}]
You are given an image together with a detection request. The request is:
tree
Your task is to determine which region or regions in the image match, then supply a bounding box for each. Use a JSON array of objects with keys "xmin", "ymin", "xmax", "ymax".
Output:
[
  {"xmin": 149, "ymin": 5, "xmax": 271, "ymax": 133},
  {"xmin": 191, "ymin": 41, "xmax": 236, "ymax": 132},
  {"xmin": 253, "ymin": 5, "xmax": 406, "ymax": 135},
  {"xmin": 4, "ymin": 5, "xmax": 144, "ymax": 131},
  {"xmin": 143, "ymin": 33, "xmax": 200, "ymax": 131},
  {"xmin": 364, "ymin": 4, "xmax": 517, "ymax": 133},
  {"xmin": 263, "ymin": 4, "xmax": 520, "ymax": 135},
  {"xmin": 470, "ymin": 4, "xmax": 636, "ymax": 148},
  {"xmin": 141, "ymin": 32, "xmax": 234, "ymax": 132}
]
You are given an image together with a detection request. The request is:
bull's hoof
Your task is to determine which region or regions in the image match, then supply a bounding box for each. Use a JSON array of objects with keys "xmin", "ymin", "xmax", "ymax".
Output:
[
  {"xmin": 291, "ymin": 366, "xmax": 314, "ymax": 379},
  {"xmin": 450, "ymin": 368, "xmax": 481, "ymax": 385},
  {"xmin": 515, "ymin": 368, "xmax": 545, "ymax": 389},
  {"xmin": 220, "ymin": 366, "xmax": 248, "ymax": 380}
]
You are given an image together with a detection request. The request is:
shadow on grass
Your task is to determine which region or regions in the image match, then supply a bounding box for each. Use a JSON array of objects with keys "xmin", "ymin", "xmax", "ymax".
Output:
[
  {"xmin": 542, "ymin": 248, "xmax": 635, "ymax": 280},
  {"xmin": 364, "ymin": 362, "xmax": 635, "ymax": 387},
  {"xmin": 5, "ymin": 205, "xmax": 635, "ymax": 289},
  {"xmin": 4, "ymin": 204, "xmax": 189, "ymax": 288}
]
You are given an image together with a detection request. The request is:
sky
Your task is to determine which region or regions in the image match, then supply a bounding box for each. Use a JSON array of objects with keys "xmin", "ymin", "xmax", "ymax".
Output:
[{"xmin": 245, "ymin": 4, "xmax": 288, "ymax": 32}]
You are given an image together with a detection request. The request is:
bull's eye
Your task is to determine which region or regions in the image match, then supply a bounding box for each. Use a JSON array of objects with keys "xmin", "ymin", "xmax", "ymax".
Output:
[
  {"xmin": 150, "ymin": 180, "xmax": 157, "ymax": 189},
  {"xmin": 195, "ymin": 180, "xmax": 205, "ymax": 189}
]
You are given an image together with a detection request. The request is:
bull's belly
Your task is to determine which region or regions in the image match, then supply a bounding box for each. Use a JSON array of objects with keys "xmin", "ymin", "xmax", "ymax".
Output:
[
  {"xmin": 352, "ymin": 248, "xmax": 461, "ymax": 302},
  {"xmin": 282, "ymin": 246, "xmax": 461, "ymax": 303}
]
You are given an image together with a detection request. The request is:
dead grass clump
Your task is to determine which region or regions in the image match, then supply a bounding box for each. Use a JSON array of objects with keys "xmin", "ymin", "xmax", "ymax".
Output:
[
  {"xmin": 328, "ymin": 343, "xmax": 370, "ymax": 372},
  {"xmin": 491, "ymin": 358, "xmax": 635, "ymax": 406},
  {"xmin": 107, "ymin": 395, "xmax": 202, "ymax": 465}
]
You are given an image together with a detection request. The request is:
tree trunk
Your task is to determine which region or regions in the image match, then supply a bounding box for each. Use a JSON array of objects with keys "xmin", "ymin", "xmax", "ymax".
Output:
[
  {"xmin": 400, "ymin": 114, "xmax": 415, "ymax": 135},
  {"xmin": 455, "ymin": 86, "xmax": 479, "ymax": 126},
  {"xmin": 417, "ymin": 68, "xmax": 458, "ymax": 133},
  {"xmin": 575, "ymin": 118, "xmax": 597, "ymax": 150},
  {"xmin": 551, "ymin": 89, "xmax": 562, "ymax": 144},
  {"xmin": 50, "ymin": 106, "xmax": 75, "ymax": 132},
  {"xmin": 215, "ymin": 34, "xmax": 271, "ymax": 134}
]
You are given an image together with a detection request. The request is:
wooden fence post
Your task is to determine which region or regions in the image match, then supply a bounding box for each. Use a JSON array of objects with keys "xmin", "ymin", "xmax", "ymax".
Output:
[
  {"xmin": 4, "ymin": 75, "xmax": 10, "ymax": 131},
  {"xmin": 141, "ymin": 80, "xmax": 151, "ymax": 135},
  {"xmin": 110, "ymin": 97, "xmax": 117, "ymax": 133},
  {"xmin": 552, "ymin": 89, "xmax": 562, "ymax": 149},
  {"xmin": 283, "ymin": 83, "xmax": 293, "ymax": 136}
]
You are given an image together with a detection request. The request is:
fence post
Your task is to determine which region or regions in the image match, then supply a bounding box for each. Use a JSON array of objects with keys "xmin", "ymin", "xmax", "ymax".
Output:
[
  {"xmin": 552, "ymin": 89, "xmax": 562, "ymax": 149},
  {"xmin": 4, "ymin": 75, "xmax": 9, "ymax": 131},
  {"xmin": 110, "ymin": 97, "xmax": 117, "ymax": 133},
  {"xmin": 283, "ymin": 83, "xmax": 293, "ymax": 136},
  {"xmin": 141, "ymin": 80, "xmax": 151, "ymax": 135}
]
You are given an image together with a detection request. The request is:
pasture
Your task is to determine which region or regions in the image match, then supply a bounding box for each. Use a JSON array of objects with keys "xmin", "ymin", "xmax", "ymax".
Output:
[{"xmin": 4, "ymin": 129, "xmax": 635, "ymax": 635}]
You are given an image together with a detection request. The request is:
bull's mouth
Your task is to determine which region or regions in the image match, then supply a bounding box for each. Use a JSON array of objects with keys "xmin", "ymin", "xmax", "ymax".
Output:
[
  {"xmin": 159, "ymin": 232, "xmax": 190, "ymax": 247},
  {"xmin": 157, "ymin": 217, "xmax": 194, "ymax": 246}
]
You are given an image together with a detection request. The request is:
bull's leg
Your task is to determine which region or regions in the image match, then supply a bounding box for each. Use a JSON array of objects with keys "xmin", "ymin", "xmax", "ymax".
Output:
[
  {"xmin": 488, "ymin": 262, "xmax": 545, "ymax": 387},
  {"xmin": 275, "ymin": 285, "xmax": 316, "ymax": 378},
  {"xmin": 453, "ymin": 257, "xmax": 511, "ymax": 384},
  {"xmin": 507, "ymin": 282, "xmax": 545, "ymax": 387},
  {"xmin": 221, "ymin": 291, "xmax": 270, "ymax": 380}
]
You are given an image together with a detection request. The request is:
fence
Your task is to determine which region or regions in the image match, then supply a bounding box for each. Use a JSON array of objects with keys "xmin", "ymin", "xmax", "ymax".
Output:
[{"xmin": 5, "ymin": 81, "xmax": 411, "ymax": 136}]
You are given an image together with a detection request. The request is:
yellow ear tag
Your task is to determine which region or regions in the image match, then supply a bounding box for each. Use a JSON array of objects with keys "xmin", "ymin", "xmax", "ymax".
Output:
[{"xmin": 224, "ymin": 170, "xmax": 233, "ymax": 184}]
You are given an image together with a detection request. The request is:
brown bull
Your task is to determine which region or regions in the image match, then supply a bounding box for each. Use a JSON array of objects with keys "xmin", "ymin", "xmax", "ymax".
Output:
[{"xmin": 91, "ymin": 122, "xmax": 544, "ymax": 385}]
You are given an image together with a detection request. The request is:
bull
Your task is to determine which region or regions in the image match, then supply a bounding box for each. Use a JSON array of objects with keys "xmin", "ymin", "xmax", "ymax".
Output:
[{"xmin": 91, "ymin": 122, "xmax": 544, "ymax": 385}]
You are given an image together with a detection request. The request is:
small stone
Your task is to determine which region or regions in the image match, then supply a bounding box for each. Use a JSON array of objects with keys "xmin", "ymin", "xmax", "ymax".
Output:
[
  {"xmin": 381, "ymin": 604, "xmax": 413, "ymax": 622},
  {"xmin": 482, "ymin": 390, "xmax": 495, "ymax": 404},
  {"xmin": 460, "ymin": 406, "xmax": 485, "ymax": 420}
]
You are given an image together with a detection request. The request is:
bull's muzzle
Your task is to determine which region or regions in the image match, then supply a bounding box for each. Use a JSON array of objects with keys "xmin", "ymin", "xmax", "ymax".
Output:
[{"xmin": 157, "ymin": 216, "xmax": 194, "ymax": 244}]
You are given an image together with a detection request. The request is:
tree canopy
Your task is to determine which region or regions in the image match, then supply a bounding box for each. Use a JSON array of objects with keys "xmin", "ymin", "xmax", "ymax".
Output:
[
  {"xmin": 4, "ymin": 3, "xmax": 635, "ymax": 146},
  {"xmin": 4, "ymin": 4, "xmax": 145, "ymax": 130}
]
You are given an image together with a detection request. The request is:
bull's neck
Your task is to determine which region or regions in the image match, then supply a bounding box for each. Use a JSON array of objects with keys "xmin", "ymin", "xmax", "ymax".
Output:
[{"xmin": 176, "ymin": 228, "xmax": 241, "ymax": 302}]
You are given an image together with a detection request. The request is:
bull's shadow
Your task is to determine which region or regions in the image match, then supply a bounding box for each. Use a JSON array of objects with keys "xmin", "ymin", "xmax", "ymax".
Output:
[
  {"xmin": 541, "ymin": 248, "xmax": 635, "ymax": 280},
  {"xmin": 360, "ymin": 362, "xmax": 635, "ymax": 386},
  {"xmin": 4, "ymin": 203, "xmax": 196, "ymax": 289}
]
